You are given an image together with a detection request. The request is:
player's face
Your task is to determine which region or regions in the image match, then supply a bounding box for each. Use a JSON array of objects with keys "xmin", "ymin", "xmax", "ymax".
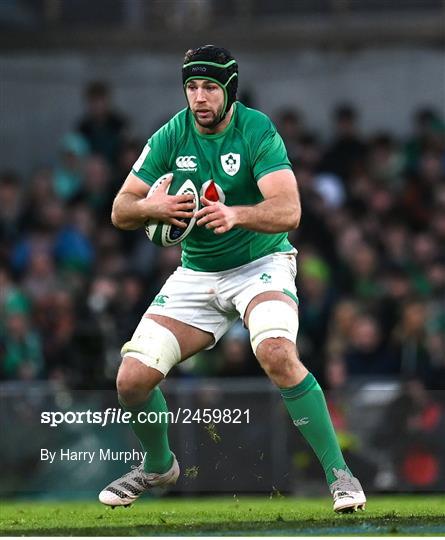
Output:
[{"xmin": 185, "ymin": 79, "xmax": 225, "ymax": 128}]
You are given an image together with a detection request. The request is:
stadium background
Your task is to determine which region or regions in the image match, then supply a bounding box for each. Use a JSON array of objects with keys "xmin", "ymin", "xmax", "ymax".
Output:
[{"xmin": 1, "ymin": 0, "xmax": 444, "ymax": 500}]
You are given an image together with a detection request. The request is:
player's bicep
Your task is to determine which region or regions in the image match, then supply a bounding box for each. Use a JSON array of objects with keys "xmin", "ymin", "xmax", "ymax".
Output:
[
  {"xmin": 116, "ymin": 171, "xmax": 150, "ymax": 198},
  {"xmin": 257, "ymin": 169, "xmax": 299, "ymax": 202}
]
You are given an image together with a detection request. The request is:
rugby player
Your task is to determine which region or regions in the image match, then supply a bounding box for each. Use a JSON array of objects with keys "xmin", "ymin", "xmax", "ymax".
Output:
[{"xmin": 99, "ymin": 45, "xmax": 366, "ymax": 513}]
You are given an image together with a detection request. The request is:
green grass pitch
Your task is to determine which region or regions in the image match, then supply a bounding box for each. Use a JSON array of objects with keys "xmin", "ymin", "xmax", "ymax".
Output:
[{"xmin": 0, "ymin": 495, "xmax": 444, "ymax": 536}]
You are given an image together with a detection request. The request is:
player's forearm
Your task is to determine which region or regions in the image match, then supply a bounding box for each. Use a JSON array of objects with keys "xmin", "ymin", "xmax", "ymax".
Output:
[
  {"xmin": 111, "ymin": 192, "xmax": 149, "ymax": 230},
  {"xmin": 234, "ymin": 197, "xmax": 301, "ymax": 233}
]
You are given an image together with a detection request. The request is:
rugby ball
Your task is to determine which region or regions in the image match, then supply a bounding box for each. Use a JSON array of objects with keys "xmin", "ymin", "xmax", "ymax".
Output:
[{"xmin": 144, "ymin": 173, "xmax": 198, "ymax": 247}]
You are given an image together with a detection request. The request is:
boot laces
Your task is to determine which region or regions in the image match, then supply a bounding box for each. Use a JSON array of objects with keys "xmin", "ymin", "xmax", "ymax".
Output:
[
  {"xmin": 120, "ymin": 463, "xmax": 152, "ymax": 487},
  {"xmin": 331, "ymin": 469, "xmax": 358, "ymax": 493}
]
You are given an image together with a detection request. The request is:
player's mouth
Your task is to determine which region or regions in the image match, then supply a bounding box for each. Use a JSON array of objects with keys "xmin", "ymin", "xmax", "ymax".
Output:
[{"xmin": 196, "ymin": 109, "xmax": 211, "ymax": 119}]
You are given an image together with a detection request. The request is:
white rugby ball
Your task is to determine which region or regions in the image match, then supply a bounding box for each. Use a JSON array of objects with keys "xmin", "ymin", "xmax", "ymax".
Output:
[{"xmin": 144, "ymin": 173, "xmax": 198, "ymax": 247}]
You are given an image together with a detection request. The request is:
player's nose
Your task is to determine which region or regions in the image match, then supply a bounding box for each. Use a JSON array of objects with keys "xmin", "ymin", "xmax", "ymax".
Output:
[{"xmin": 196, "ymin": 88, "xmax": 206, "ymax": 102}]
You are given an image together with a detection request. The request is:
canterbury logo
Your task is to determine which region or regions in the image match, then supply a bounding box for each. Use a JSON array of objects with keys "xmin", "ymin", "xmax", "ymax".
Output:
[
  {"xmin": 293, "ymin": 417, "xmax": 309, "ymax": 426},
  {"xmin": 176, "ymin": 155, "xmax": 197, "ymax": 170}
]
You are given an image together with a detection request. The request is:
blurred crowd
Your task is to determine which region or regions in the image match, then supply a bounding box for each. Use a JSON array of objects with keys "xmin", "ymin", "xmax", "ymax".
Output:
[{"xmin": 1, "ymin": 81, "xmax": 444, "ymax": 392}]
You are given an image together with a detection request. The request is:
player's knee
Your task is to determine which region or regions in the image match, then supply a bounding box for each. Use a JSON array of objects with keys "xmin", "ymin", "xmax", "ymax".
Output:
[
  {"xmin": 120, "ymin": 318, "xmax": 181, "ymax": 376},
  {"xmin": 257, "ymin": 337, "xmax": 297, "ymax": 380},
  {"xmin": 116, "ymin": 365, "xmax": 152, "ymax": 405}
]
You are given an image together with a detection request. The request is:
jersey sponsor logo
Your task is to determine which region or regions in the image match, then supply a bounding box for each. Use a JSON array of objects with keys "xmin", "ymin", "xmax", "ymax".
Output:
[
  {"xmin": 260, "ymin": 273, "xmax": 272, "ymax": 283},
  {"xmin": 221, "ymin": 153, "xmax": 240, "ymax": 176},
  {"xmin": 201, "ymin": 180, "xmax": 226, "ymax": 203},
  {"xmin": 133, "ymin": 143, "xmax": 151, "ymax": 172},
  {"xmin": 176, "ymin": 155, "xmax": 197, "ymax": 171}
]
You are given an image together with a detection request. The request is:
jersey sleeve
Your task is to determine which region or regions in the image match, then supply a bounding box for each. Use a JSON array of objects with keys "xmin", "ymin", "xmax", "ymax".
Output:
[
  {"xmin": 131, "ymin": 126, "xmax": 171, "ymax": 186},
  {"xmin": 252, "ymin": 125, "xmax": 292, "ymax": 182}
]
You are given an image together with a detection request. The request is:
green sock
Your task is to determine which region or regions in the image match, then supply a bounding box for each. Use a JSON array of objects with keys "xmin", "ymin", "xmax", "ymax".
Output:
[
  {"xmin": 280, "ymin": 372, "xmax": 351, "ymax": 485},
  {"xmin": 119, "ymin": 386, "xmax": 173, "ymax": 474}
]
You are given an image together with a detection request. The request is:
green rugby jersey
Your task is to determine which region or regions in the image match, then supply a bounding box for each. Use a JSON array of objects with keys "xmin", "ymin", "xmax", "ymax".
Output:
[{"xmin": 132, "ymin": 102, "xmax": 294, "ymax": 271}]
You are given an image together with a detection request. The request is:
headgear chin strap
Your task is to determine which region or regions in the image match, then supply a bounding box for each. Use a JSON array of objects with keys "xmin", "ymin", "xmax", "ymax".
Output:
[{"xmin": 182, "ymin": 54, "xmax": 238, "ymax": 124}]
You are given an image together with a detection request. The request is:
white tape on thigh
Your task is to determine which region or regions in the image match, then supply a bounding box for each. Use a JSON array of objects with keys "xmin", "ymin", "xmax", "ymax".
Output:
[
  {"xmin": 120, "ymin": 318, "xmax": 181, "ymax": 376},
  {"xmin": 249, "ymin": 300, "xmax": 299, "ymax": 354}
]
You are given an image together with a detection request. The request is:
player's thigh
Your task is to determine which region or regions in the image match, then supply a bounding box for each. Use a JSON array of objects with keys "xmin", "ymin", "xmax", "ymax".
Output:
[
  {"xmin": 147, "ymin": 314, "xmax": 214, "ymax": 360},
  {"xmin": 231, "ymin": 250, "xmax": 298, "ymax": 325},
  {"xmin": 147, "ymin": 267, "xmax": 226, "ymax": 349},
  {"xmin": 118, "ymin": 314, "xmax": 213, "ymax": 392},
  {"xmin": 117, "ymin": 313, "xmax": 212, "ymax": 384}
]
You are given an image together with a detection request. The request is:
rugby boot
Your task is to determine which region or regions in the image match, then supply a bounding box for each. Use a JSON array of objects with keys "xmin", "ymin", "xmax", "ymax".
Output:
[
  {"xmin": 99, "ymin": 454, "xmax": 179, "ymax": 507},
  {"xmin": 330, "ymin": 468, "xmax": 367, "ymax": 513}
]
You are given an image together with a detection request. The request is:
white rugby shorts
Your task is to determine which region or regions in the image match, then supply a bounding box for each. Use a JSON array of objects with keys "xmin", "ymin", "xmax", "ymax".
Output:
[{"xmin": 145, "ymin": 249, "xmax": 298, "ymax": 349}]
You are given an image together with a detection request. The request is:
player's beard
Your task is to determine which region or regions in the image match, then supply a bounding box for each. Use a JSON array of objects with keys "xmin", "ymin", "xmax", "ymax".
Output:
[{"xmin": 193, "ymin": 103, "xmax": 224, "ymax": 129}]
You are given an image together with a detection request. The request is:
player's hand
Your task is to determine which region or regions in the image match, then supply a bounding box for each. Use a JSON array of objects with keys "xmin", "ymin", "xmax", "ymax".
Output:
[
  {"xmin": 195, "ymin": 196, "xmax": 238, "ymax": 234},
  {"xmin": 140, "ymin": 174, "xmax": 196, "ymax": 228}
]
